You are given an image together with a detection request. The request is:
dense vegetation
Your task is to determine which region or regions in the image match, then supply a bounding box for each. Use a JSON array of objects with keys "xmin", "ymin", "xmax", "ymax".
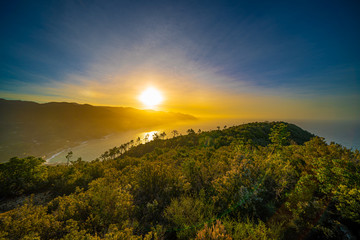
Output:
[
  {"xmin": 0, "ymin": 122, "xmax": 359, "ymax": 239},
  {"xmin": 0, "ymin": 99, "xmax": 195, "ymax": 162}
]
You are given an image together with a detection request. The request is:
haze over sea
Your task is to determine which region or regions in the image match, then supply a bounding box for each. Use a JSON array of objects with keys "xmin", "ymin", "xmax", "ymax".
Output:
[{"xmin": 47, "ymin": 118, "xmax": 360, "ymax": 164}]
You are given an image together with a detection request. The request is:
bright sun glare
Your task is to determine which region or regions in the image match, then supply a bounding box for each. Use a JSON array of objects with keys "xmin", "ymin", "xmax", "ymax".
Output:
[{"xmin": 139, "ymin": 87, "xmax": 163, "ymax": 108}]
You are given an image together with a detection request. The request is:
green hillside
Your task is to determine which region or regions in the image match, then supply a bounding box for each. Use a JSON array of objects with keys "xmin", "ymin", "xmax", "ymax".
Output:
[{"xmin": 0, "ymin": 122, "xmax": 359, "ymax": 239}]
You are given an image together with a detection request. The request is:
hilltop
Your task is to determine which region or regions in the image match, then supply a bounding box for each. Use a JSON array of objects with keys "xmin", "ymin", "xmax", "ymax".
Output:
[
  {"xmin": 0, "ymin": 99, "xmax": 195, "ymax": 162},
  {"xmin": 0, "ymin": 121, "xmax": 359, "ymax": 239}
]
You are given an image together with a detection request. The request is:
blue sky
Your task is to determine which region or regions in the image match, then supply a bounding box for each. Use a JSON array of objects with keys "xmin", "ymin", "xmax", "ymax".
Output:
[{"xmin": 0, "ymin": 0, "xmax": 359, "ymax": 119}]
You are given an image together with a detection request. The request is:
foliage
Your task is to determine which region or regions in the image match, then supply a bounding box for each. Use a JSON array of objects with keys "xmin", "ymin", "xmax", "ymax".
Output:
[
  {"xmin": 0, "ymin": 122, "xmax": 358, "ymax": 239},
  {"xmin": 0, "ymin": 198, "xmax": 61, "ymax": 239},
  {"xmin": 195, "ymin": 220, "xmax": 232, "ymax": 240},
  {"xmin": 223, "ymin": 218, "xmax": 282, "ymax": 240},
  {"xmin": 0, "ymin": 156, "xmax": 47, "ymax": 196},
  {"xmin": 164, "ymin": 193, "xmax": 214, "ymax": 239},
  {"xmin": 269, "ymin": 123, "xmax": 290, "ymax": 147}
]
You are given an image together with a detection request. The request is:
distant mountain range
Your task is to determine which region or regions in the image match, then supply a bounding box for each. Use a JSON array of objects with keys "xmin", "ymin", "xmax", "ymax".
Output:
[{"xmin": 0, "ymin": 99, "xmax": 196, "ymax": 162}]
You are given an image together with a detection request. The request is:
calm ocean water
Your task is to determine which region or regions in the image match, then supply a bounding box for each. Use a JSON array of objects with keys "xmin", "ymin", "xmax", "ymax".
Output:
[
  {"xmin": 47, "ymin": 118, "xmax": 360, "ymax": 164},
  {"xmin": 292, "ymin": 120, "xmax": 360, "ymax": 150}
]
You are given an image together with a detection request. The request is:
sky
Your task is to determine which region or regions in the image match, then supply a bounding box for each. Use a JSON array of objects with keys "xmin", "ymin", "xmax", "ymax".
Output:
[{"xmin": 0, "ymin": 0, "xmax": 359, "ymax": 120}]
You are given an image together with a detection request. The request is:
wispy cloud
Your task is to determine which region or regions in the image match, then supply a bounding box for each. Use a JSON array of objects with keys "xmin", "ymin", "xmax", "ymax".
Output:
[{"xmin": 1, "ymin": 0, "xmax": 359, "ymax": 120}]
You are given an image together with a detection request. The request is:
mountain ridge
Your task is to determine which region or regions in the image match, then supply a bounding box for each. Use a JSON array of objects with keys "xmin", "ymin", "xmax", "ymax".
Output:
[{"xmin": 0, "ymin": 98, "xmax": 196, "ymax": 162}]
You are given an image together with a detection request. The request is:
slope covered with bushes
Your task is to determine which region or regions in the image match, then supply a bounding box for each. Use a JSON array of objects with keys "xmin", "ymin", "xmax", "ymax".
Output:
[{"xmin": 0, "ymin": 122, "xmax": 359, "ymax": 239}]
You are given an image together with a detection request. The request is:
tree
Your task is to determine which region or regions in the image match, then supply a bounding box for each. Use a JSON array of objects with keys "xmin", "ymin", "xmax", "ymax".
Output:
[
  {"xmin": 153, "ymin": 132, "xmax": 159, "ymax": 140},
  {"xmin": 115, "ymin": 146, "xmax": 121, "ymax": 157},
  {"xmin": 171, "ymin": 130, "xmax": 179, "ymax": 138},
  {"xmin": 124, "ymin": 142, "xmax": 129, "ymax": 151},
  {"xmin": 120, "ymin": 144, "xmax": 126, "ymax": 154},
  {"xmin": 136, "ymin": 136, "xmax": 142, "ymax": 145},
  {"xmin": 0, "ymin": 198, "xmax": 61, "ymax": 239},
  {"xmin": 269, "ymin": 123, "xmax": 290, "ymax": 147},
  {"xmin": 160, "ymin": 131, "xmax": 167, "ymax": 139},
  {"xmin": 187, "ymin": 129, "xmax": 195, "ymax": 135},
  {"xmin": 100, "ymin": 151, "xmax": 108, "ymax": 161},
  {"xmin": 66, "ymin": 151, "xmax": 73, "ymax": 165},
  {"xmin": 145, "ymin": 134, "xmax": 150, "ymax": 143},
  {"xmin": 196, "ymin": 220, "xmax": 232, "ymax": 240},
  {"xmin": 0, "ymin": 157, "xmax": 48, "ymax": 196},
  {"xmin": 165, "ymin": 195, "xmax": 214, "ymax": 239},
  {"xmin": 109, "ymin": 147, "xmax": 117, "ymax": 159}
]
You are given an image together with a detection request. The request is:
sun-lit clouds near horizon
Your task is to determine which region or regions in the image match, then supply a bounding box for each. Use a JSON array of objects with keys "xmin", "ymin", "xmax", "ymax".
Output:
[
  {"xmin": 1, "ymin": 68, "xmax": 358, "ymax": 121},
  {"xmin": 0, "ymin": 0, "xmax": 359, "ymax": 121}
]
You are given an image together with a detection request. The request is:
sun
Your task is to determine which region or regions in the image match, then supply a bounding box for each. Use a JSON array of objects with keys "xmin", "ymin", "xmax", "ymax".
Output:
[{"xmin": 138, "ymin": 87, "xmax": 163, "ymax": 108}]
